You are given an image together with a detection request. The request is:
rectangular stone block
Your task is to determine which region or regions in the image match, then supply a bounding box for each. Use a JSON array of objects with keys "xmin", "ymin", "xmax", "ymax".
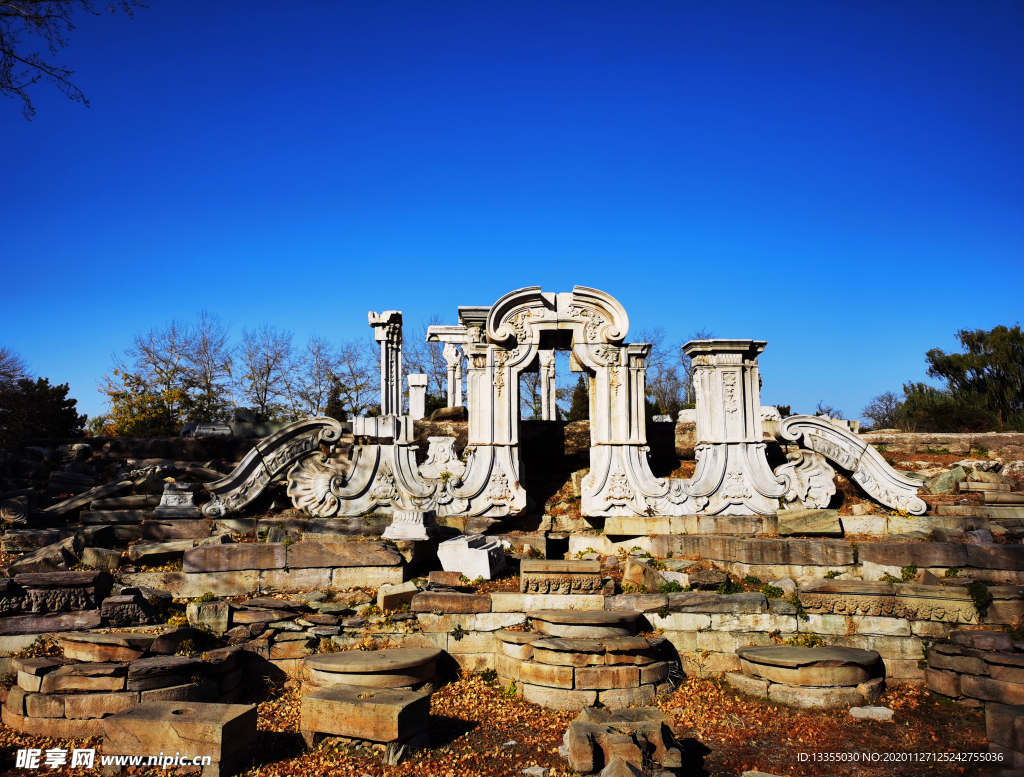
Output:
[
  {"xmin": 260, "ymin": 568, "xmax": 331, "ymax": 592},
  {"xmin": 925, "ymin": 667, "xmax": 960, "ymax": 697},
  {"xmin": 836, "ymin": 635, "xmax": 924, "ymax": 660},
  {"xmin": 104, "ymin": 700, "xmax": 257, "ymax": 760},
  {"xmin": 25, "ymin": 692, "xmax": 64, "ymax": 718},
  {"xmin": 489, "ymin": 593, "xmax": 604, "ymax": 612},
  {"xmin": 709, "ymin": 613, "xmax": 795, "ymax": 633},
  {"xmin": 142, "ymin": 520, "xmax": 214, "ymax": 540},
  {"xmin": 378, "ymin": 581, "xmax": 419, "ymax": 611},
  {"xmin": 411, "ymin": 592, "xmax": 491, "ymax": 613},
  {"xmin": 573, "ymin": 665, "xmax": 639, "ymax": 690},
  {"xmin": 447, "ymin": 632, "xmax": 494, "ymax": 654},
  {"xmin": 967, "ymin": 545, "xmax": 1024, "ymax": 571},
  {"xmin": 882, "ymin": 658, "xmax": 924, "ymax": 680},
  {"xmin": 725, "ymin": 671, "xmax": 769, "ymax": 698},
  {"xmin": 415, "ymin": 613, "xmax": 476, "ymax": 633},
  {"xmin": 859, "ymin": 543, "xmax": 967, "ymax": 568},
  {"xmin": 0, "ymin": 610, "xmax": 102, "ymax": 636},
  {"xmin": 475, "ymin": 613, "xmax": 528, "ymax": 632},
  {"xmin": 962, "ymin": 674, "xmax": 1024, "ymax": 705},
  {"xmin": 41, "ymin": 665, "xmax": 126, "ymax": 694},
  {"xmin": 495, "ymin": 652, "xmax": 522, "ymax": 681},
  {"xmin": 287, "ymin": 541, "xmax": 402, "ymax": 569},
  {"xmin": 120, "ymin": 571, "xmax": 260, "ymax": 598},
  {"xmin": 139, "ymin": 681, "xmax": 218, "ymax": 703},
  {"xmin": 330, "ymin": 566, "xmax": 403, "ymax": 589},
  {"xmin": 64, "ymin": 692, "xmax": 139, "ymax": 719},
  {"xmin": 18, "ymin": 671, "xmax": 42, "ymax": 692},
  {"xmin": 183, "ymin": 544, "xmax": 285, "ymax": 573},
  {"xmin": 855, "ymin": 617, "xmax": 912, "ymax": 637},
  {"xmin": 598, "ymin": 685, "xmax": 656, "ymax": 709},
  {"xmin": 519, "ymin": 661, "xmax": 574, "ymax": 689},
  {"xmin": 3, "ymin": 705, "xmax": 104, "ymax": 738},
  {"xmin": 521, "ymin": 683, "xmax": 596, "ymax": 710},
  {"xmin": 646, "ymin": 613, "xmax": 712, "ymax": 632},
  {"xmin": 520, "ymin": 559, "xmax": 602, "ymax": 594},
  {"xmin": 605, "ymin": 594, "xmax": 668, "ymax": 612},
  {"xmin": 450, "ymin": 653, "xmax": 493, "ymax": 673},
  {"xmin": 640, "ymin": 662, "xmax": 669, "ymax": 684},
  {"xmin": 668, "ymin": 592, "xmax": 768, "ymax": 614}
]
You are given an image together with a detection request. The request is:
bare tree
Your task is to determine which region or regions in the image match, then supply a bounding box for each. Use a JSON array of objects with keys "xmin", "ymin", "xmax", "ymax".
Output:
[
  {"xmin": 638, "ymin": 327, "xmax": 685, "ymax": 416},
  {"xmin": 814, "ymin": 400, "xmax": 844, "ymax": 420},
  {"xmin": 1, "ymin": 1, "xmax": 143, "ymax": 119},
  {"xmin": 236, "ymin": 325, "xmax": 295, "ymax": 421},
  {"xmin": 183, "ymin": 310, "xmax": 233, "ymax": 422},
  {"xmin": 0, "ymin": 346, "xmax": 28, "ymax": 388},
  {"xmin": 680, "ymin": 328, "xmax": 714, "ymax": 406},
  {"xmin": 862, "ymin": 392, "xmax": 902, "ymax": 429},
  {"xmin": 123, "ymin": 319, "xmax": 194, "ymax": 424},
  {"xmin": 519, "ymin": 370, "xmax": 541, "ymax": 419},
  {"xmin": 294, "ymin": 335, "xmax": 341, "ymax": 417},
  {"xmin": 404, "ymin": 315, "xmax": 449, "ymax": 401},
  {"xmin": 329, "ymin": 340, "xmax": 377, "ymax": 419}
]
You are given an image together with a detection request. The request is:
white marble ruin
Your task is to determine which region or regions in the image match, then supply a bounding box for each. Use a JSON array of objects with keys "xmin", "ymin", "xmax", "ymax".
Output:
[
  {"xmin": 382, "ymin": 509, "xmax": 440, "ymax": 541},
  {"xmin": 436, "ymin": 534, "xmax": 506, "ymax": 580},
  {"xmin": 154, "ymin": 482, "xmax": 201, "ymax": 518},
  {"xmin": 201, "ymin": 284, "xmax": 924, "ymax": 524}
]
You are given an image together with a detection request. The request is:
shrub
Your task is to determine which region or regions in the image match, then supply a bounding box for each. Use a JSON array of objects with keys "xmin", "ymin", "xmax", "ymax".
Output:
[
  {"xmin": 967, "ymin": 582, "xmax": 993, "ymax": 620},
  {"xmin": 760, "ymin": 584, "xmax": 784, "ymax": 599},
  {"xmin": 658, "ymin": 581, "xmax": 684, "ymax": 594}
]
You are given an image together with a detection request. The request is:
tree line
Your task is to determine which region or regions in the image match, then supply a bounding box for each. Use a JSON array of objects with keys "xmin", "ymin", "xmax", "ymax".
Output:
[
  {"xmin": 862, "ymin": 324, "xmax": 1023, "ymax": 432},
  {"xmin": 0, "ymin": 347, "xmax": 86, "ymax": 448}
]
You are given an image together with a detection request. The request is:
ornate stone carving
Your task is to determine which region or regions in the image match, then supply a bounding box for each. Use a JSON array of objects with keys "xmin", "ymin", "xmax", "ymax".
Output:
[
  {"xmin": 419, "ymin": 437, "xmax": 467, "ymax": 481},
  {"xmin": 520, "ymin": 560, "xmax": 603, "ymax": 594},
  {"xmin": 775, "ymin": 416, "xmax": 926, "ymax": 514},
  {"xmin": 368, "ymin": 310, "xmax": 404, "ymax": 416},
  {"xmin": 371, "ymin": 462, "xmax": 400, "ymax": 504},
  {"xmin": 798, "ymin": 580, "xmax": 979, "ymax": 623},
  {"xmin": 382, "ymin": 509, "xmax": 439, "ymax": 541},
  {"xmin": 203, "ymin": 418, "xmax": 347, "ymax": 517},
  {"xmin": 488, "ymin": 467, "xmax": 512, "ymax": 505},
  {"xmin": 606, "ymin": 467, "xmax": 634, "ymax": 503},
  {"xmin": 286, "ymin": 453, "xmax": 344, "ymax": 517},
  {"xmin": 775, "ymin": 450, "xmax": 837, "ymax": 509}
]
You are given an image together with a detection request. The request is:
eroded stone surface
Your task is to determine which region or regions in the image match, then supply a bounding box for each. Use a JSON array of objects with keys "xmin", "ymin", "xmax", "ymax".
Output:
[{"xmin": 301, "ymin": 684, "xmax": 430, "ymax": 742}]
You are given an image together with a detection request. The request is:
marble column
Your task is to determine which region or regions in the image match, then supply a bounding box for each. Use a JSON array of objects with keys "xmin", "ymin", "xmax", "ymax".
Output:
[{"xmin": 368, "ymin": 310, "xmax": 403, "ymax": 416}]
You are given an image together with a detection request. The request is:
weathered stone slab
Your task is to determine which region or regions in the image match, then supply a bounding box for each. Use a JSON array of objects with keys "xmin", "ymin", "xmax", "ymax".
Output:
[
  {"xmin": 966, "ymin": 544, "xmax": 1024, "ymax": 570},
  {"xmin": 24, "ymin": 692, "xmax": 64, "ymax": 718},
  {"xmin": 3, "ymin": 537, "xmax": 80, "ymax": 575},
  {"xmin": 142, "ymin": 520, "xmax": 215, "ymax": 540},
  {"xmin": 65, "ymin": 691, "xmax": 140, "ymax": 719},
  {"xmin": 306, "ymin": 648, "xmax": 441, "ymax": 689},
  {"xmin": 41, "ymin": 663, "xmax": 126, "ymax": 693},
  {"xmin": 520, "ymin": 559, "xmax": 602, "ymax": 594},
  {"xmin": 286, "ymin": 541, "xmax": 402, "ymax": 569},
  {"xmin": 767, "ymin": 683, "xmax": 863, "ymax": 709},
  {"xmin": 301, "ymin": 684, "xmax": 430, "ymax": 742},
  {"xmin": 521, "ymin": 683, "xmax": 596, "ymax": 710},
  {"xmin": 530, "ymin": 610, "xmax": 640, "ymax": 639},
  {"xmin": 187, "ymin": 600, "xmax": 230, "ymax": 636},
  {"xmin": 962, "ymin": 674, "xmax": 1024, "ymax": 705},
  {"xmin": 60, "ymin": 633, "xmax": 155, "ymax": 663},
  {"xmin": 411, "ymin": 592, "xmax": 491, "ymax": 613},
  {"xmin": 859, "ymin": 543, "xmax": 968, "ymax": 568},
  {"xmin": 378, "ymin": 581, "xmax": 419, "ymax": 611},
  {"xmin": 0, "ymin": 609, "xmax": 101, "ymax": 635},
  {"xmin": 3, "ymin": 705, "xmax": 104, "ymax": 738},
  {"xmin": 598, "ymin": 685, "xmax": 656, "ymax": 709},
  {"xmin": 668, "ymin": 592, "xmax": 768, "ymax": 614},
  {"xmin": 11, "ymin": 657, "xmax": 61, "ymax": 675},
  {"xmin": 575, "ymin": 666, "xmax": 640, "ymax": 690},
  {"xmin": 437, "ymin": 534, "xmax": 506, "ymax": 580},
  {"xmin": 777, "ymin": 509, "xmax": 842, "ymax": 536},
  {"xmin": 103, "ymin": 700, "xmax": 257, "ymax": 762},
  {"xmin": 520, "ymin": 661, "xmax": 574, "ymax": 688},
  {"xmin": 119, "ymin": 570, "xmax": 259, "ymax": 598},
  {"xmin": 604, "ymin": 594, "xmax": 668, "ymax": 613},
  {"xmin": 183, "ymin": 543, "xmax": 285, "ymax": 573},
  {"xmin": 725, "ymin": 671, "xmax": 769, "ymax": 698},
  {"xmin": 43, "ymin": 480, "xmax": 132, "ymax": 516},
  {"xmin": 490, "ymin": 593, "xmax": 605, "ymax": 612},
  {"xmin": 128, "ymin": 539, "xmax": 195, "ymax": 565}
]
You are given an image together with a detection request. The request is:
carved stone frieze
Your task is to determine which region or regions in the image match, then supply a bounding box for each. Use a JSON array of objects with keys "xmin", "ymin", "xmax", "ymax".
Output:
[
  {"xmin": 520, "ymin": 560, "xmax": 602, "ymax": 594},
  {"xmin": 798, "ymin": 580, "xmax": 979, "ymax": 623}
]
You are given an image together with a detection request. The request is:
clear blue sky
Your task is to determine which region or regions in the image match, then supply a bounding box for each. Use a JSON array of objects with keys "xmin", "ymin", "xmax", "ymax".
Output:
[{"xmin": 3, "ymin": 1, "xmax": 1022, "ymax": 422}]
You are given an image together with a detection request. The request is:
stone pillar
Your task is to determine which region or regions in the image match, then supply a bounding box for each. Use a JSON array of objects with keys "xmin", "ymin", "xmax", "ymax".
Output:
[
  {"xmin": 539, "ymin": 350, "xmax": 556, "ymax": 420},
  {"xmin": 681, "ymin": 339, "xmax": 786, "ymax": 515},
  {"xmin": 368, "ymin": 310, "xmax": 403, "ymax": 416},
  {"xmin": 442, "ymin": 343, "xmax": 462, "ymax": 408},
  {"xmin": 408, "ymin": 373, "xmax": 428, "ymax": 421}
]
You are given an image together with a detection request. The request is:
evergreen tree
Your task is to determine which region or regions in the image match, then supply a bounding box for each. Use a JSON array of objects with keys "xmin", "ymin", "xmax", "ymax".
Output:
[{"xmin": 567, "ymin": 375, "xmax": 589, "ymax": 421}]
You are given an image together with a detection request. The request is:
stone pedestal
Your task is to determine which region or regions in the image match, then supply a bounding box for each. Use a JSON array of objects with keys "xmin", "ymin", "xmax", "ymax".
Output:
[
  {"xmin": 154, "ymin": 482, "xmax": 200, "ymax": 519},
  {"xmin": 681, "ymin": 339, "xmax": 786, "ymax": 516},
  {"xmin": 408, "ymin": 374, "xmax": 428, "ymax": 421},
  {"xmin": 382, "ymin": 510, "xmax": 439, "ymax": 541},
  {"xmin": 436, "ymin": 534, "xmax": 505, "ymax": 580}
]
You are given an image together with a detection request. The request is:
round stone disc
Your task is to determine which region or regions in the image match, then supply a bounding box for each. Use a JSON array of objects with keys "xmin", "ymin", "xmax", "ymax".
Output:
[
  {"xmin": 529, "ymin": 610, "xmax": 640, "ymax": 638},
  {"xmin": 306, "ymin": 648, "xmax": 443, "ymax": 674},
  {"xmin": 495, "ymin": 630, "xmax": 543, "ymax": 645},
  {"xmin": 737, "ymin": 646, "xmax": 881, "ymax": 688}
]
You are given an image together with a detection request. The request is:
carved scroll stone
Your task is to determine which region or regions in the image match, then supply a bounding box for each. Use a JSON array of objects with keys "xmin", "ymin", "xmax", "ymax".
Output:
[
  {"xmin": 775, "ymin": 416, "xmax": 926, "ymax": 515},
  {"xmin": 774, "ymin": 450, "xmax": 836, "ymax": 509},
  {"xmin": 419, "ymin": 437, "xmax": 467, "ymax": 481}
]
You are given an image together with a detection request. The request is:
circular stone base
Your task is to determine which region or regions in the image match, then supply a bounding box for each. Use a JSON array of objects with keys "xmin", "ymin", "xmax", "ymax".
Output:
[
  {"xmin": 737, "ymin": 645, "xmax": 881, "ymax": 687},
  {"xmin": 528, "ymin": 610, "xmax": 641, "ymax": 639},
  {"xmin": 305, "ymin": 648, "xmax": 443, "ymax": 689}
]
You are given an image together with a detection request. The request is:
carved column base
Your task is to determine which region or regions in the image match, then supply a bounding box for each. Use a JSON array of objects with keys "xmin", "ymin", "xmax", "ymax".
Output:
[
  {"xmin": 685, "ymin": 442, "xmax": 787, "ymax": 516},
  {"xmin": 382, "ymin": 510, "xmax": 439, "ymax": 541}
]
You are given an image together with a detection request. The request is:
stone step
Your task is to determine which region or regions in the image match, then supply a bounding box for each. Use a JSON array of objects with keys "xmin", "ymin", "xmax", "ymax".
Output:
[
  {"xmin": 980, "ymin": 506, "xmax": 1024, "ymax": 520},
  {"xmin": 91, "ymin": 495, "xmax": 161, "ymax": 509},
  {"xmin": 81, "ymin": 510, "xmax": 152, "ymax": 524},
  {"xmin": 986, "ymin": 493, "xmax": 1024, "ymax": 505},
  {"xmin": 961, "ymin": 482, "xmax": 1011, "ymax": 493}
]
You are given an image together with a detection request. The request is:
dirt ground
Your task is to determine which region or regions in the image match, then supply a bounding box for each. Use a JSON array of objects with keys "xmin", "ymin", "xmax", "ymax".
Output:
[{"xmin": 0, "ymin": 673, "xmax": 999, "ymax": 777}]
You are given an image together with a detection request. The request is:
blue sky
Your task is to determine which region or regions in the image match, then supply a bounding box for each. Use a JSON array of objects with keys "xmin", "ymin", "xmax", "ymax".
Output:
[{"xmin": 3, "ymin": 1, "xmax": 1022, "ymax": 422}]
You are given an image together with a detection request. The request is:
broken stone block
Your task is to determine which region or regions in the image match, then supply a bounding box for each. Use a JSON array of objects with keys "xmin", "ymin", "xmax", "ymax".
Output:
[
  {"xmin": 81, "ymin": 547, "xmax": 122, "ymax": 571},
  {"xmin": 561, "ymin": 707, "xmax": 682, "ymax": 774},
  {"xmin": 153, "ymin": 481, "xmax": 201, "ymax": 518},
  {"xmin": 41, "ymin": 663, "xmax": 127, "ymax": 693},
  {"xmin": 59, "ymin": 632, "xmax": 157, "ymax": 663},
  {"xmin": 101, "ymin": 593, "xmax": 158, "ymax": 627},
  {"xmin": 737, "ymin": 646, "xmax": 882, "ymax": 687},
  {"xmin": 64, "ymin": 692, "xmax": 140, "ymax": 719},
  {"xmin": 378, "ymin": 581, "xmax": 418, "ymax": 611},
  {"xmin": 4, "ymin": 536, "xmax": 81, "ymax": 576},
  {"xmin": 187, "ymin": 600, "xmax": 231, "ymax": 636},
  {"xmin": 128, "ymin": 539, "xmax": 195, "ymax": 565},
  {"xmin": 777, "ymin": 509, "xmax": 842, "ymax": 536},
  {"xmin": 103, "ymin": 701, "xmax": 257, "ymax": 771},
  {"xmin": 300, "ymin": 684, "xmax": 431, "ymax": 743},
  {"xmin": 305, "ymin": 648, "xmax": 442, "ymax": 689},
  {"xmin": 437, "ymin": 534, "xmax": 506, "ymax": 581},
  {"xmin": 849, "ymin": 705, "xmax": 894, "ymax": 721},
  {"xmin": 621, "ymin": 560, "xmax": 666, "ymax": 593}
]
